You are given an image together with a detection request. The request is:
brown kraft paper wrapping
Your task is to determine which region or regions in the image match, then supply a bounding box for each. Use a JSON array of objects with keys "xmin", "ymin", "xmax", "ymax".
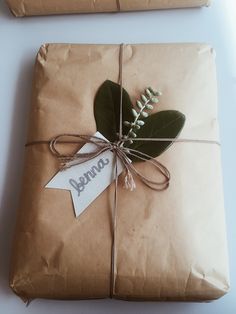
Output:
[
  {"xmin": 10, "ymin": 43, "xmax": 229, "ymax": 302},
  {"xmin": 6, "ymin": 0, "xmax": 211, "ymax": 17}
]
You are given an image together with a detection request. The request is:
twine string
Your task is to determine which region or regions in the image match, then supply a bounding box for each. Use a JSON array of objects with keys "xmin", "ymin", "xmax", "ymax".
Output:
[{"xmin": 116, "ymin": 0, "xmax": 121, "ymax": 11}]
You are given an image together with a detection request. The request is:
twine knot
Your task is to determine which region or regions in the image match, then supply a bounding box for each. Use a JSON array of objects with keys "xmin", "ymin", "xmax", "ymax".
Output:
[{"xmin": 49, "ymin": 134, "xmax": 171, "ymax": 192}]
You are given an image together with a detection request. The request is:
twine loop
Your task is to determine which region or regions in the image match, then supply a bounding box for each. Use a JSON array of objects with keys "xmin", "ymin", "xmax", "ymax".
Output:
[{"xmin": 49, "ymin": 134, "xmax": 170, "ymax": 192}]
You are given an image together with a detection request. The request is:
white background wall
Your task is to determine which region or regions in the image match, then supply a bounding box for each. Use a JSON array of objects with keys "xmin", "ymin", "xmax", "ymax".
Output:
[{"xmin": 0, "ymin": 0, "xmax": 235, "ymax": 313}]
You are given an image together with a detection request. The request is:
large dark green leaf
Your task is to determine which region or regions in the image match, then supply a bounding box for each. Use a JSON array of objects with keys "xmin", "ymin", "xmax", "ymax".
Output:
[
  {"xmin": 94, "ymin": 80, "xmax": 134, "ymax": 142},
  {"xmin": 129, "ymin": 110, "xmax": 186, "ymax": 162}
]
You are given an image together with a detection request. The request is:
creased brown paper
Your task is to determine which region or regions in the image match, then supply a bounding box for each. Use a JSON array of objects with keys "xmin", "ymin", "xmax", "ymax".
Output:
[
  {"xmin": 10, "ymin": 43, "xmax": 229, "ymax": 302},
  {"xmin": 6, "ymin": 0, "xmax": 211, "ymax": 17}
]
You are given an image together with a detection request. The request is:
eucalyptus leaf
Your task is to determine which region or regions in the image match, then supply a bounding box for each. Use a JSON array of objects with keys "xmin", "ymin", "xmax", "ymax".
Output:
[
  {"xmin": 94, "ymin": 80, "xmax": 134, "ymax": 142},
  {"xmin": 128, "ymin": 110, "xmax": 186, "ymax": 162}
]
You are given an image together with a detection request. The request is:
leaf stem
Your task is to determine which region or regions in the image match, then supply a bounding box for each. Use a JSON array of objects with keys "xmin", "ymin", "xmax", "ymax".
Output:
[
  {"xmin": 123, "ymin": 87, "xmax": 161, "ymax": 146},
  {"xmin": 126, "ymin": 97, "xmax": 153, "ymax": 140}
]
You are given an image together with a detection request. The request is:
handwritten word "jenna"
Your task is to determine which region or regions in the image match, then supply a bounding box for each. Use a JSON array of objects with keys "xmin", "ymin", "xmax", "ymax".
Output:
[{"xmin": 69, "ymin": 158, "xmax": 110, "ymax": 197}]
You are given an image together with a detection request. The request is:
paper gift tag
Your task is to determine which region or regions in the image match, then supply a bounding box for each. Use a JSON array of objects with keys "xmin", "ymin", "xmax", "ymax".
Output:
[{"xmin": 46, "ymin": 132, "xmax": 125, "ymax": 217}]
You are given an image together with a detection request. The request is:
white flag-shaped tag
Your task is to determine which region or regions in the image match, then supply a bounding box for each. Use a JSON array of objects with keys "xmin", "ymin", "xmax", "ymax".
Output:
[{"xmin": 46, "ymin": 132, "xmax": 125, "ymax": 217}]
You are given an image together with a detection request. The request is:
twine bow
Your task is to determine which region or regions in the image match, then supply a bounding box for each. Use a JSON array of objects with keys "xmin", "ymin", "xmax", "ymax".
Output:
[{"xmin": 49, "ymin": 134, "xmax": 170, "ymax": 192}]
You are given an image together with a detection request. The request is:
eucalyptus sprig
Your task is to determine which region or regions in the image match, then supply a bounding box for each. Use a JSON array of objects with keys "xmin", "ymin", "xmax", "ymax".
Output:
[
  {"xmin": 94, "ymin": 80, "xmax": 186, "ymax": 162},
  {"xmin": 123, "ymin": 87, "xmax": 162, "ymax": 144}
]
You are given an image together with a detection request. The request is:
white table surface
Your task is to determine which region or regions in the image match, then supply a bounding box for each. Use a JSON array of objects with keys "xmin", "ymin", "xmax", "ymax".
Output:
[{"xmin": 0, "ymin": 0, "xmax": 235, "ymax": 313}]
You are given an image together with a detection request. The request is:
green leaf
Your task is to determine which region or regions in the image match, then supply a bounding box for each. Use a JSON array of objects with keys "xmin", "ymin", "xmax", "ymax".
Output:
[
  {"xmin": 128, "ymin": 110, "xmax": 186, "ymax": 162},
  {"xmin": 94, "ymin": 80, "xmax": 134, "ymax": 142}
]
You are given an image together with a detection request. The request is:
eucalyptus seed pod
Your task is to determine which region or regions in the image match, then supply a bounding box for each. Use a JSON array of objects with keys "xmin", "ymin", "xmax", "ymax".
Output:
[
  {"xmin": 124, "ymin": 121, "xmax": 131, "ymax": 127},
  {"xmin": 148, "ymin": 87, "xmax": 155, "ymax": 94},
  {"xmin": 136, "ymin": 100, "xmax": 143, "ymax": 109},
  {"xmin": 149, "ymin": 87, "xmax": 162, "ymax": 97},
  {"xmin": 141, "ymin": 111, "xmax": 149, "ymax": 118},
  {"xmin": 146, "ymin": 104, "xmax": 154, "ymax": 110},
  {"xmin": 130, "ymin": 131, "xmax": 137, "ymax": 138},
  {"xmin": 137, "ymin": 120, "xmax": 145, "ymax": 126},
  {"xmin": 151, "ymin": 97, "xmax": 159, "ymax": 103},
  {"xmin": 141, "ymin": 94, "xmax": 148, "ymax": 103},
  {"xmin": 145, "ymin": 88, "xmax": 152, "ymax": 97},
  {"xmin": 132, "ymin": 108, "xmax": 138, "ymax": 117}
]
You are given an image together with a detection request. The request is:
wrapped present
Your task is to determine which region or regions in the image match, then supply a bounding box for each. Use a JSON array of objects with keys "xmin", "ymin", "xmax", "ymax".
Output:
[
  {"xmin": 10, "ymin": 43, "xmax": 229, "ymax": 302},
  {"xmin": 6, "ymin": 0, "xmax": 211, "ymax": 17}
]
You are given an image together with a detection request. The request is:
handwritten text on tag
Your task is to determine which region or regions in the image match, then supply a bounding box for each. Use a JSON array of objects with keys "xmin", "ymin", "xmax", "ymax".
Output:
[{"xmin": 46, "ymin": 132, "xmax": 124, "ymax": 217}]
